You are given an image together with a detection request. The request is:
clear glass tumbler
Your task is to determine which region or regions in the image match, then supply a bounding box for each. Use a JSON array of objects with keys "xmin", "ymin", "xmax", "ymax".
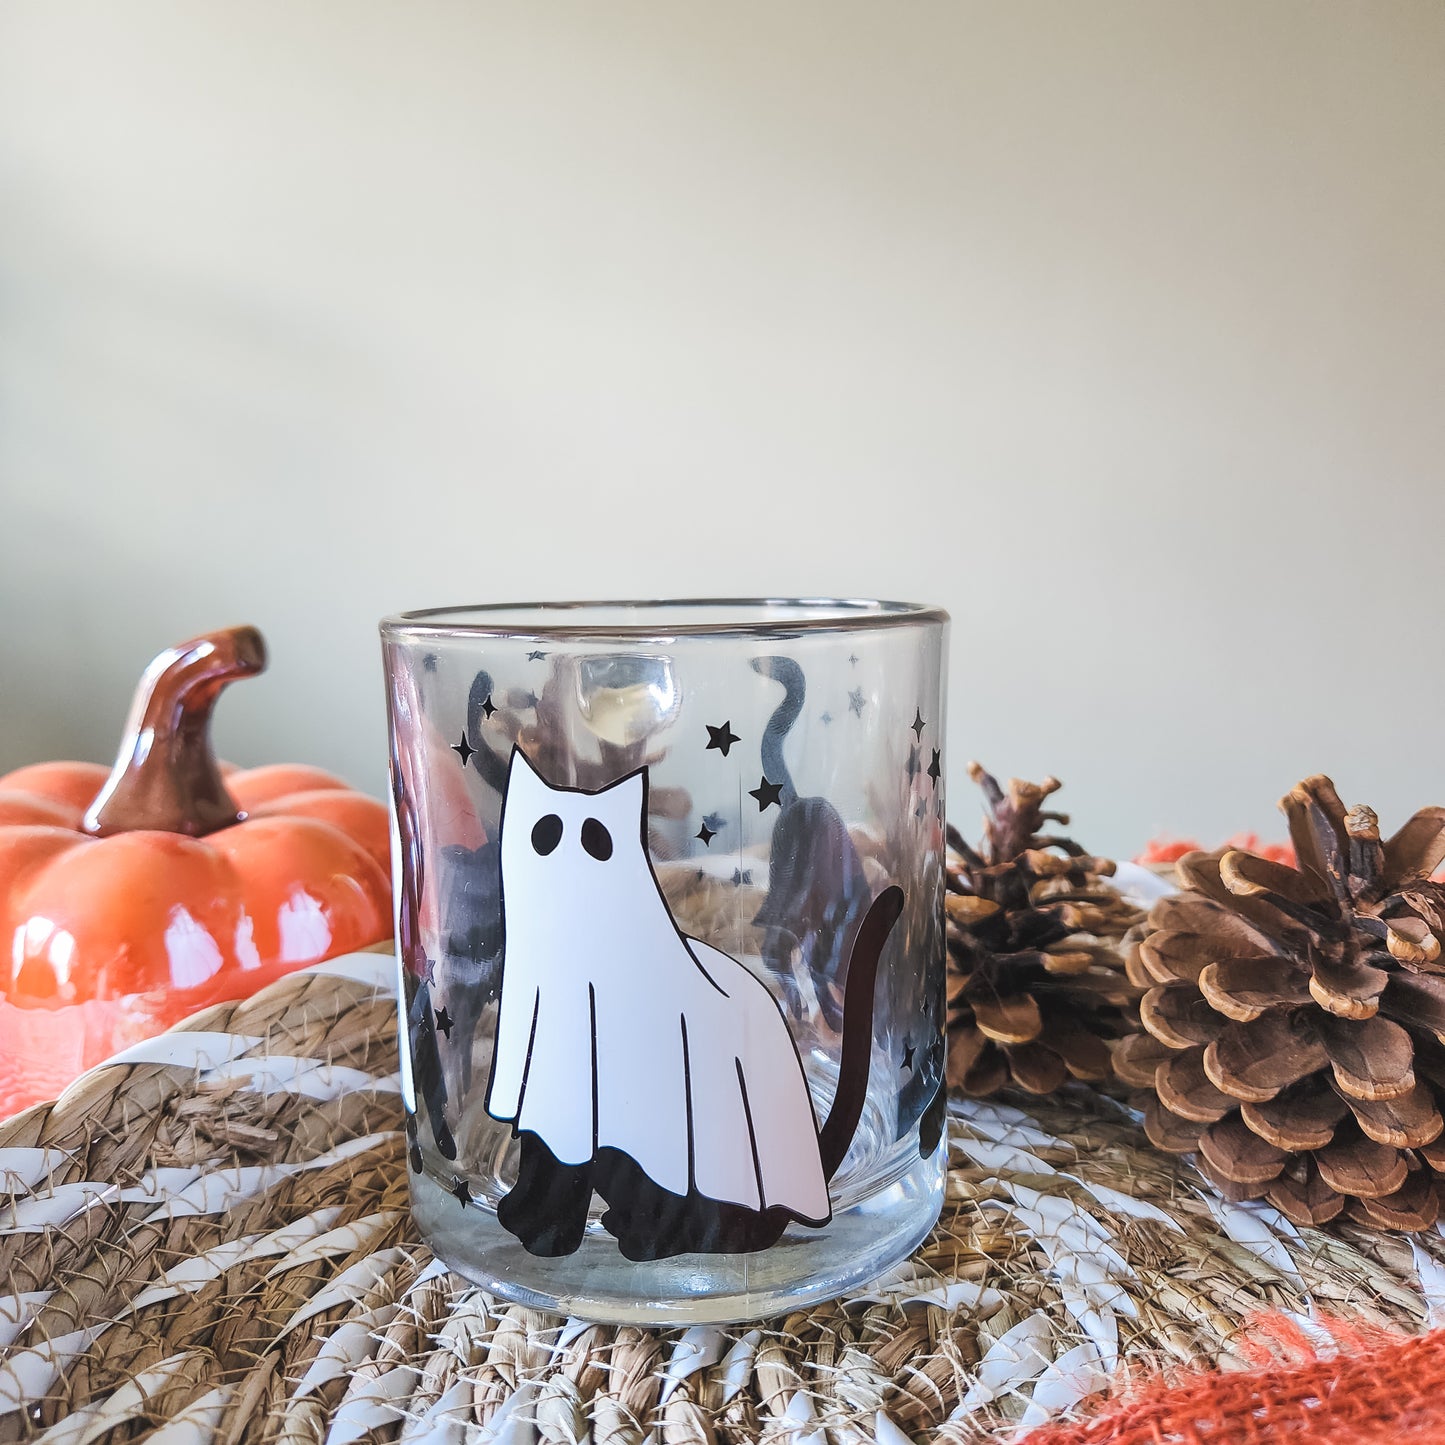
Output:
[{"xmin": 380, "ymin": 600, "xmax": 949, "ymax": 1324}]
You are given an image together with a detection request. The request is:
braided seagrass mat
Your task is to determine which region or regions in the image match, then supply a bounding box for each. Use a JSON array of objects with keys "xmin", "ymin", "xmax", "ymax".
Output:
[{"xmin": 3, "ymin": 952, "xmax": 1444, "ymax": 1444}]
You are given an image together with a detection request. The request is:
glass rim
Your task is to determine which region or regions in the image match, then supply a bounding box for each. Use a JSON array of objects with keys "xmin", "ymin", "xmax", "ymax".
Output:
[{"xmin": 379, "ymin": 597, "xmax": 949, "ymax": 643}]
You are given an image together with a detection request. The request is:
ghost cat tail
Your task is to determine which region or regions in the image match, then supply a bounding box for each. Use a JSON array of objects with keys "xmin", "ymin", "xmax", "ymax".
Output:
[
  {"xmin": 816, "ymin": 884, "xmax": 905, "ymax": 1180},
  {"xmin": 466, "ymin": 670, "xmax": 510, "ymax": 795},
  {"xmin": 751, "ymin": 655, "xmax": 803, "ymax": 806}
]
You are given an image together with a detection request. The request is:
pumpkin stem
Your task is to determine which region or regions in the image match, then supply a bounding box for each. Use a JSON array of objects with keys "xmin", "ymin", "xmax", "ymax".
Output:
[{"xmin": 83, "ymin": 626, "xmax": 268, "ymax": 838}]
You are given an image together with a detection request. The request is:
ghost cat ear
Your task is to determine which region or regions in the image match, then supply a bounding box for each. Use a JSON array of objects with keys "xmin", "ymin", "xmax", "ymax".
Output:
[
  {"xmin": 506, "ymin": 746, "xmax": 549, "ymax": 799},
  {"xmin": 598, "ymin": 766, "xmax": 647, "ymax": 830}
]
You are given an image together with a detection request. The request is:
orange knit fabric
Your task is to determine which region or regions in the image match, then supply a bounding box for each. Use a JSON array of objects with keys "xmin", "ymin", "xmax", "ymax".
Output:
[{"xmin": 1018, "ymin": 1318, "xmax": 1445, "ymax": 1444}]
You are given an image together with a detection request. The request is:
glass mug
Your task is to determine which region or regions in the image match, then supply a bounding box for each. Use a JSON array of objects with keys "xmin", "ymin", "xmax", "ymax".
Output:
[{"xmin": 381, "ymin": 600, "xmax": 949, "ymax": 1324}]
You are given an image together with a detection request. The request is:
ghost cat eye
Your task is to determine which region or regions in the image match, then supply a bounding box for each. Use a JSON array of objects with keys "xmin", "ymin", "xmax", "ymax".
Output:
[
  {"xmin": 581, "ymin": 818, "xmax": 613, "ymax": 860},
  {"xmin": 531, "ymin": 814, "xmax": 563, "ymax": 855}
]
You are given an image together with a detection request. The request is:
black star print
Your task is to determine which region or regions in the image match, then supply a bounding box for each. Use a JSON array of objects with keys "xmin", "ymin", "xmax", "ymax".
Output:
[
  {"xmin": 527, "ymin": 649, "xmax": 547, "ymax": 662},
  {"xmin": 848, "ymin": 653, "xmax": 859, "ymax": 666},
  {"xmin": 451, "ymin": 1176, "xmax": 470, "ymax": 1206},
  {"xmin": 906, "ymin": 745, "xmax": 921, "ymax": 780},
  {"xmin": 915, "ymin": 801, "xmax": 927, "ymax": 820},
  {"xmin": 696, "ymin": 822, "xmax": 717, "ymax": 847},
  {"xmin": 451, "ymin": 732, "xmax": 475, "ymax": 766},
  {"xmin": 706, "ymin": 721, "xmax": 741, "ymax": 757},
  {"xmin": 902, "ymin": 1039, "xmax": 916, "ymax": 1072},
  {"xmin": 480, "ymin": 693, "xmax": 497, "ymax": 720},
  {"xmin": 422, "ymin": 653, "xmax": 438, "ymax": 673},
  {"xmin": 821, "ymin": 711, "xmax": 832, "ymax": 725},
  {"xmin": 702, "ymin": 812, "xmax": 726, "ymax": 833},
  {"xmin": 848, "ymin": 688, "xmax": 866, "ymax": 717},
  {"xmin": 911, "ymin": 709, "xmax": 926, "ymax": 740},
  {"xmin": 732, "ymin": 868, "xmax": 754, "ymax": 886},
  {"xmin": 435, "ymin": 1006, "xmax": 453, "ymax": 1039},
  {"xmin": 521, "ymin": 690, "xmax": 539, "ymax": 709},
  {"xmin": 416, "ymin": 952, "xmax": 436, "ymax": 986},
  {"xmin": 749, "ymin": 776, "xmax": 784, "ymax": 811},
  {"xmin": 927, "ymin": 748, "xmax": 942, "ymax": 786}
]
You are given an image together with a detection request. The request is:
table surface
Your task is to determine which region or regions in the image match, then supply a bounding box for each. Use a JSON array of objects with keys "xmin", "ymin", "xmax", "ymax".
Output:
[{"xmin": 0, "ymin": 952, "xmax": 1439, "ymax": 1442}]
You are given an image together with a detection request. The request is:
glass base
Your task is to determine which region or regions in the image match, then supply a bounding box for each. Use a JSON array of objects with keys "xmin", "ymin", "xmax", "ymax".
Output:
[{"xmin": 410, "ymin": 1144, "xmax": 945, "ymax": 1326}]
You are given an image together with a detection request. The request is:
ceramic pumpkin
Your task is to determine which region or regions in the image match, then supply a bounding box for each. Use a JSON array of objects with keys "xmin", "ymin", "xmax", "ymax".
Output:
[{"xmin": 0, "ymin": 626, "xmax": 391, "ymax": 1116}]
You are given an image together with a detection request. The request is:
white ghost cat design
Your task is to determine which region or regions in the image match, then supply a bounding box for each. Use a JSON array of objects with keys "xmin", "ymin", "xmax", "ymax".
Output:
[{"xmin": 484, "ymin": 746, "xmax": 903, "ymax": 1260}]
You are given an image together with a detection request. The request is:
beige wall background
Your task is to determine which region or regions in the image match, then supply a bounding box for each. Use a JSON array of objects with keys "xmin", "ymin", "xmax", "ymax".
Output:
[{"xmin": 1, "ymin": 2, "xmax": 1441, "ymax": 855}]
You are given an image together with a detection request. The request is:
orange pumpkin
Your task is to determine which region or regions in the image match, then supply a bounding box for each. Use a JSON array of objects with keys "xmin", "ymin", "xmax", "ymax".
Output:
[{"xmin": 0, "ymin": 627, "xmax": 391, "ymax": 1117}]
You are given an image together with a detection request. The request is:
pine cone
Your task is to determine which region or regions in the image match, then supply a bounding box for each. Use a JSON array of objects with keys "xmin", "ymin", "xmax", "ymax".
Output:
[
  {"xmin": 946, "ymin": 763, "xmax": 1143, "ymax": 1096},
  {"xmin": 1121, "ymin": 774, "xmax": 1445, "ymax": 1231}
]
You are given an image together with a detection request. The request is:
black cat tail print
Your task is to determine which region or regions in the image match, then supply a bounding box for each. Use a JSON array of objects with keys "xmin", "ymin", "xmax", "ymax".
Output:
[{"xmin": 484, "ymin": 745, "xmax": 905, "ymax": 1260}]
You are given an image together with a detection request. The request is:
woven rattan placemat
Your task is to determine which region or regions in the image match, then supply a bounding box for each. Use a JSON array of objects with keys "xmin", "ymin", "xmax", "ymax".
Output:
[{"xmin": 2, "ymin": 952, "xmax": 1442, "ymax": 1443}]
